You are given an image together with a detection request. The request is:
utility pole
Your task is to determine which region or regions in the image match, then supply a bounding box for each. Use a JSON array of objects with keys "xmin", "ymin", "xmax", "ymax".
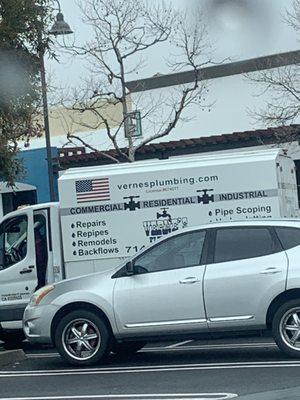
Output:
[{"xmin": 39, "ymin": 0, "xmax": 73, "ymax": 201}]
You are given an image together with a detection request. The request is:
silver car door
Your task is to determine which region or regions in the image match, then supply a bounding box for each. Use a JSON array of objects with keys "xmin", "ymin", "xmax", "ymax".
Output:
[
  {"xmin": 113, "ymin": 230, "xmax": 208, "ymax": 337},
  {"xmin": 204, "ymin": 226, "xmax": 288, "ymax": 329}
]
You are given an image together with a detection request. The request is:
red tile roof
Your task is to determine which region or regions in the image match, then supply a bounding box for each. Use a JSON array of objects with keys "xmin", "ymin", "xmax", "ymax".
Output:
[{"xmin": 58, "ymin": 124, "xmax": 300, "ymax": 168}]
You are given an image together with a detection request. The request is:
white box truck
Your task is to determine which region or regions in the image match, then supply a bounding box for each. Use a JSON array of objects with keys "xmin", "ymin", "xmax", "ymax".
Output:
[{"xmin": 0, "ymin": 148, "xmax": 298, "ymax": 347}]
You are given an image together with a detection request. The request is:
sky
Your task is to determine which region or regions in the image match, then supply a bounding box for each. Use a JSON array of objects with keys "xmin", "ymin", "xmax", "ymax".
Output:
[
  {"xmin": 49, "ymin": 0, "xmax": 299, "ymax": 83},
  {"xmin": 43, "ymin": 0, "xmax": 300, "ymax": 150}
]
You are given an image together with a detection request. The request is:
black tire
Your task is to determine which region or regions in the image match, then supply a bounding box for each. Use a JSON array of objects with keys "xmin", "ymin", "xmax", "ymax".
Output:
[
  {"xmin": 0, "ymin": 332, "xmax": 25, "ymax": 350},
  {"xmin": 272, "ymin": 299, "xmax": 300, "ymax": 358},
  {"xmin": 112, "ymin": 341, "xmax": 146, "ymax": 356},
  {"xmin": 54, "ymin": 310, "xmax": 111, "ymax": 366}
]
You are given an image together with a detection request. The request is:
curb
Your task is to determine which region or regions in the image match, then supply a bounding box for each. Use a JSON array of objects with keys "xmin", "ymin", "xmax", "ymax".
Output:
[{"xmin": 0, "ymin": 350, "xmax": 26, "ymax": 366}]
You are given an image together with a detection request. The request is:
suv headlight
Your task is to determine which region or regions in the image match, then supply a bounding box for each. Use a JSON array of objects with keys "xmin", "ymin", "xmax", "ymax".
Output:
[{"xmin": 30, "ymin": 285, "xmax": 55, "ymax": 306}]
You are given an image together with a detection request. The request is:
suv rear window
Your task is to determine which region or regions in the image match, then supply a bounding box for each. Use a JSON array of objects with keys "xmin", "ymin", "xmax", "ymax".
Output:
[
  {"xmin": 214, "ymin": 227, "xmax": 277, "ymax": 263},
  {"xmin": 275, "ymin": 227, "xmax": 300, "ymax": 250}
]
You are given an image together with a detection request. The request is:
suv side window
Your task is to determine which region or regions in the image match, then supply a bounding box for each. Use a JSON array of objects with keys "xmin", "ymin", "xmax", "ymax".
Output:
[
  {"xmin": 0, "ymin": 215, "xmax": 28, "ymax": 270},
  {"xmin": 214, "ymin": 227, "xmax": 277, "ymax": 264},
  {"xmin": 134, "ymin": 230, "xmax": 206, "ymax": 274},
  {"xmin": 275, "ymin": 227, "xmax": 300, "ymax": 250}
]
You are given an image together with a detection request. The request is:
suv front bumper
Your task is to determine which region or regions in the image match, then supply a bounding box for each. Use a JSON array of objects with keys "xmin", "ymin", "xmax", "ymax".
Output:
[{"xmin": 23, "ymin": 303, "xmax": 59, "ymax": 344}]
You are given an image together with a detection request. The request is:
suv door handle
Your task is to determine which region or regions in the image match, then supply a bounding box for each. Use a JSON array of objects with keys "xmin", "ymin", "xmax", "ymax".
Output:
[
  {"xmin": 260, "ymin": 267, "xmax": 282, "ymax": 275},
  {"xmin": 179, "ymin": 277, "xmax": 200, "ymax": 284},
  {"xmin": 20, "ymin": 268, "xmax": 33, "ymax": 275}
]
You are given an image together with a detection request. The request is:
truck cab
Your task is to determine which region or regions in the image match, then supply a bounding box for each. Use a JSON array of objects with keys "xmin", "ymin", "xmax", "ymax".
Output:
[{"xmin": 0, "ymin": 203, "xmax": 63, "ymax": 347}]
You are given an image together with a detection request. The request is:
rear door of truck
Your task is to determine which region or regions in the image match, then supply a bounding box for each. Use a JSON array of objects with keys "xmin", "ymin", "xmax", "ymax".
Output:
[{"xmin": 276, "ymin": 154, "xmax": 299, "ymax": 218}]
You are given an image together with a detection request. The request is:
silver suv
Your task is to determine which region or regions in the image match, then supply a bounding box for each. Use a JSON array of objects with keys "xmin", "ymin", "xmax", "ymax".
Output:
[{"xmin": 24, "ymin": 220, "xmax": 300, "ymax": 365}]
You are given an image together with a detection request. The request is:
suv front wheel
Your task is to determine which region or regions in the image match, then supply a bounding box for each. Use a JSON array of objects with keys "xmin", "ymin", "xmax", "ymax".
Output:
[
  {"xmin": 272, "ymin": 299, "xmax": 300, "ymax": 358},
  {"xmin": 54, "ymin": 310, "xmax": 111, "ymax": 366}
]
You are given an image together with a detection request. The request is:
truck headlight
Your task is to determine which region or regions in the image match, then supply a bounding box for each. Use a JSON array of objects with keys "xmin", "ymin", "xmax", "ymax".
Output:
[{"xmin": 30, "ymin": 285, "xmax": 55, "ymax": 306}]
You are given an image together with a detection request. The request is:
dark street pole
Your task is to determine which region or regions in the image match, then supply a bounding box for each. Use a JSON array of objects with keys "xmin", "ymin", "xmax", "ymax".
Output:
[
  {"xmin": 38, "ymin": 1, "xmax": 73, "ymax": 202},
  {"xmin": 39, "ymin": 41, "xmax": 55, "ymax": 202}
]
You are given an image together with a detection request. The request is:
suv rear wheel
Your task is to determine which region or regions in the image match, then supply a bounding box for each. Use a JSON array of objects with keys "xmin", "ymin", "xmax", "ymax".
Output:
[
  {"xmin": 272, "ymin": 299, "xmax": 300, "ymax": 357},
  {"xmin": 54, "ymin": 310, "xmax": 111, "ymax": 366}
]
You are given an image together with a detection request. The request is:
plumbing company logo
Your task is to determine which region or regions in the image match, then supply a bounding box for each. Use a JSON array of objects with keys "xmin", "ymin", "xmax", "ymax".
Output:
[
  {"xmin": 143, "ymin": 208, "xmax": 188, "ymax": 243},
  {"xmin": 122, "ymin": 189, "xmax": 215, "ymax": 212},
  {"xmin": 123, "ymin": 195, "xmax": 141, "ymax": 211},
  {"xmin": 197, "ymin": 189, "xmax": 215, "ymax": 204}
]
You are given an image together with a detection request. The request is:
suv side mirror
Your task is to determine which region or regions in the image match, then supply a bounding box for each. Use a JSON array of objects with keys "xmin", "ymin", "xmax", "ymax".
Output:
[{"xmin": 125, "ymin": 260, "xmax": 135, "ymax": 276}]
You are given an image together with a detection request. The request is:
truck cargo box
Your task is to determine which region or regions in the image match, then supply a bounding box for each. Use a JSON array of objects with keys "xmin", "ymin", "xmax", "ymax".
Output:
[{"xmin": 58, "ymin": 149, "xmax": 299, "ymax": 276}]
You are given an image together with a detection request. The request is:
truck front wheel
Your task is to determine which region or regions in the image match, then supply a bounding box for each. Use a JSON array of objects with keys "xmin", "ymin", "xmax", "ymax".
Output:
[{"xmin": 54, "ymin": 310, "xmax": 111, "ymax": 366}]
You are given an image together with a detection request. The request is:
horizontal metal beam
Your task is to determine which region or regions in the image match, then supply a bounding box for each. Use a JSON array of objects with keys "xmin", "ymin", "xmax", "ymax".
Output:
[{"xmin": 126, "ymin": 50, "xmax": 300, "ymax": 93}]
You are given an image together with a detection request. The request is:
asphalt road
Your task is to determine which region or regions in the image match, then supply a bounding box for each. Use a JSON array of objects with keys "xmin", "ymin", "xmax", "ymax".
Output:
[{"xmin": 1, "ymin": 336, "xmax": 300, "ymax": 400}]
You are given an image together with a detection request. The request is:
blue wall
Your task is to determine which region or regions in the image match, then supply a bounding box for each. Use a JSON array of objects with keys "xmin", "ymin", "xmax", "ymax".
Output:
[{"xmin": 18, "ymin": 147, "xmax": 59, "ymax": 203}]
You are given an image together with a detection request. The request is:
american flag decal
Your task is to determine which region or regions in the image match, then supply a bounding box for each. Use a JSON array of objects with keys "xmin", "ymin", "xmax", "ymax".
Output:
[{"xmin": 75, "ymin": 178, "xmax": 110, "ymax": 203}]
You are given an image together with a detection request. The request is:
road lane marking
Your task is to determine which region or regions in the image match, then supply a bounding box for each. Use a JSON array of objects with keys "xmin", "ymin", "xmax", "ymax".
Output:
[
  {"xmin": 26, "ymin": 353, "xmax": 59, "ymax": 358},
  {"xmin": 0, "ymin": 393, "xmax": 238, "ymax": 400},
  {"xmin": 25, "ymin": 342, "xmax": 277, "ymax": 359},
  {"xmin": 1, "ymin": 361, "xmax": 300, "ymax": 377},
  {"xmin": 165, "ymin": 340, "xmax": 194, "ymax": 348},
  {"xmin": 10, "ymin": 360, "xmax": 299, "ymax": 374}
]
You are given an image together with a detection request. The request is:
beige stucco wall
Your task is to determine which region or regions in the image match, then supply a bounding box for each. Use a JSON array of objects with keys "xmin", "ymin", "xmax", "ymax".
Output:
[{"xmin": 36, "ymin": 99, "xmax": 127, "ymax": 138}]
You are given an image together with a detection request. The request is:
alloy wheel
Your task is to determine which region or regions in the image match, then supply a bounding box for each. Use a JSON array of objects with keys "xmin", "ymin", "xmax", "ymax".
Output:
[
  {"xmin": 62, "ymin": 318, "xmax": 101, "ymax": 361},
  {"xmin": 279, "ymin": 307, "xmax": 300, "ymax": 351}
]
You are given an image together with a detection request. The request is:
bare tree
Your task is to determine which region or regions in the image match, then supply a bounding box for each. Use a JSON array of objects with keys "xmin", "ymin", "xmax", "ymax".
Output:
[
  {"xmin": 61, "ymin": 0, "xmax": 213, "ymax": 163},
  {"xmin": 248, "ymin": 0, "xmax": 300, "ymax": 129}
]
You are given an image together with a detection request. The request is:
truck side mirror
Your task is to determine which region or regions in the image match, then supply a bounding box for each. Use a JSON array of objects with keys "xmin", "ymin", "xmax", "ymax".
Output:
[{"xmin": 125, "ymin": 260, "xmax": 135, "ymax": 276}]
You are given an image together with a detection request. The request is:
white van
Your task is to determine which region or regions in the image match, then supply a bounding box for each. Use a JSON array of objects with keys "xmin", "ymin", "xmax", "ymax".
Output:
[{"xmin": 0, "ymin": 149, "xmax": 298, "ymax": 347}]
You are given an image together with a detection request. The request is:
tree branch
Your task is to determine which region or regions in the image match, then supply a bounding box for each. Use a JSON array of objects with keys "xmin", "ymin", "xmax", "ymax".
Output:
[{"xmin": 66, "ymin": 133, "xmax": 120, "ymax": 163}]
